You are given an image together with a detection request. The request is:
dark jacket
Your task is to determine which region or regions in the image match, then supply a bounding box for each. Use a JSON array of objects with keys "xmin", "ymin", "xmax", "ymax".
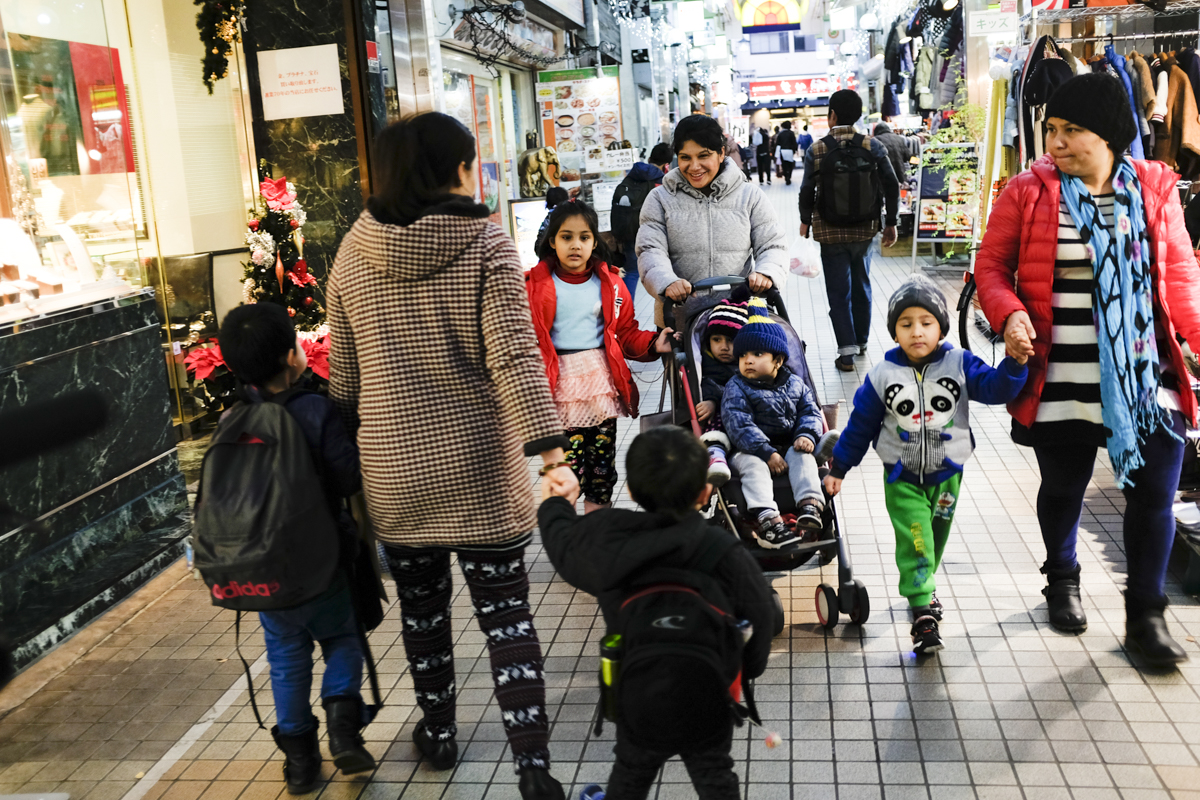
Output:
[
  {"xmin": 721, "ymin": 366, "xmax": 823, "ymax": 461},
  {"xmin": 700, "ymin": 351, "xmax": 739, "ymax": 405},
  {"xmin": 873, "ymin": 130, "xmax": 920, "ymax": 183},
  {"xmin": 538, "ymin": 497, "xmax": 779, "ymax": 679},
  {"xmin": 775, "ymin": 129, "xmax": 798, "ymax": 154},
  {"xmin": 611, "ymin": 162, "xmax": 665, "ymax": 244}
]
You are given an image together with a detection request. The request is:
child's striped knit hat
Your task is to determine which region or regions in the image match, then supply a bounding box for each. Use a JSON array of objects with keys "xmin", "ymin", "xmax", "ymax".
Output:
[
  {"xmin": 705, "ymin": 298, "xmax": 749, "ymax": 340},
  {"xmin": 733, "ymin": 296, "xmax": 789, "ymax": 361}
]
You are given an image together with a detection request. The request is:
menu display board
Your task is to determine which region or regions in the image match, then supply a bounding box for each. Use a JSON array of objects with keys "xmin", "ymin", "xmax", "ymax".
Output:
[
  {"xmin": 511, "ymin": 199, "xmax": 550, "ymax": 270},
  {"xmin": 915, "ymin": 144, "xmax": 978, "ymax": 241},
  {"xmin": 537, "ymin": 67, "xmax": 623, "ymax": 196}
]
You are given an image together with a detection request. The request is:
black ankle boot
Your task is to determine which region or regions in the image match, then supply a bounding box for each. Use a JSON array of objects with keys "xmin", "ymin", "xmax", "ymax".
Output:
[
  {"xmin": 322, "ymin": 695, "xmax": 376, "ymax": 775},
  {"xmin": 1125, "ymin": 595, "xmax": 1189, "ymax": 668},
  {"xmin": 271, "ymin": 722, "xmax": 322, "ymax": 795},
  {"xmin": 518, "ymin": 767, "xmax": 565, "ymax": 800},
  {"xmin": 413, "ymin": 719, "xmax": 458, "ymax": 771},
  {"xmin": 1041, "ymin": 564, "xmax": 1087, "ymax": 633}
]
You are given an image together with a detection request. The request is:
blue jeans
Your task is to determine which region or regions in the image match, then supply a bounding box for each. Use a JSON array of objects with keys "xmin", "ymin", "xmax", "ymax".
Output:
[
  {"xmin": 621, "ymin": 239, "xmax": 639, "ymax": 297},
  {"xmin": 821, "ymin": 240, "xmax": 873, "ymax": 357},
  {"xmin": 1034, "ymin": 411, "xmax": 1185, "ymax": 604},
  {"xmin": 260, "ymin": 578, "xmax": 364, "ymax": 736}
]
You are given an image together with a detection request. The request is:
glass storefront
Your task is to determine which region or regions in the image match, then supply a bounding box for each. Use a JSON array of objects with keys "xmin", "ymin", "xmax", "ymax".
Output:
[{"xmin": 1, "ymin": 0, "xmax": 257, "ymax": 438}]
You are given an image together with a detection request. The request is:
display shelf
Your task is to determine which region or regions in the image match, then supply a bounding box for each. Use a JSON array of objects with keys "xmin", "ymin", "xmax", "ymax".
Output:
[{"xmin": 1024, "ymin": 0, "xmax": 1200, "ymax": 23}]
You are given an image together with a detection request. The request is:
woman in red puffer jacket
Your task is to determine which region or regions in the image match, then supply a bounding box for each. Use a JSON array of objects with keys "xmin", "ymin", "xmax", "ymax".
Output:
[{"xmin": 976, "ymin": 74, "xmax": 1200, "ymax": 669}]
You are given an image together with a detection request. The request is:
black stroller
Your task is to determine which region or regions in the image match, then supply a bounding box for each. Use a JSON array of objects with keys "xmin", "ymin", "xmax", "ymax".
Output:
[{"xmin": 650, "ymin": 276, "xmax": 870, "ymax": 631}]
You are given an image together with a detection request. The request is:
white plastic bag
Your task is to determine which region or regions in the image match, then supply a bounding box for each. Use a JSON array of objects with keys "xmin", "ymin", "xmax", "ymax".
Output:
[{"xmin": 789, "ymin": 235, "xmax": 822, "ymax": 278}]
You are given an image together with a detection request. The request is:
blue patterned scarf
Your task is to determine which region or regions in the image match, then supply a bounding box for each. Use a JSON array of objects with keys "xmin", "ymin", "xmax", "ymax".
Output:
[{"xmin": 1058, "ymin": 159, "xmax": 1178, "ymax": 488}]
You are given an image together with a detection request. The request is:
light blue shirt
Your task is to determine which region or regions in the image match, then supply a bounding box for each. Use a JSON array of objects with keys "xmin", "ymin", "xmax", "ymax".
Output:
[{"xmin": 550, "ymin": 272, "xmax": 604, "ymax": 351}]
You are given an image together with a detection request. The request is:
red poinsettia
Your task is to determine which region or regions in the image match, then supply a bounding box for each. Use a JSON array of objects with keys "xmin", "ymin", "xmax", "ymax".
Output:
[
  {"xmin": 300, "ymin": 336, "xmax": 330, "ymax": 380},
  {"xmin": 287, "ymin": 259, "xmax": 318, "ymax": 287},
  {"xmin": 260, "ymin": 176, "xmax": 297, "ymax": 211},
  {"xmin": 185, "ymin": 343, "xmax": 226, "ymax": 380}
]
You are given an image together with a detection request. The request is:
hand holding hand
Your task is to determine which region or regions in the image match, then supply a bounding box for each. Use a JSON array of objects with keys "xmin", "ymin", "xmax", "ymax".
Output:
[
  {"xmin": 767, "ymin": 452, "xmax": 787, "ymax": 475},
  {"xmin": 823, "ymin": 475, "xmax": 842, "ymax": 496},
  {"xmin": 696, "ymin": 400, "xmax": 717, "ymax": 422},
  {"xmin": 794, "ymin": 437, "xmax": 814, "ymax": 453},
  {"xmin": 654, "ymin": 327, "xmax": 676, "ymax": 354},
  {"xmin": 1004, "ymin": 310, "xmax": 1037, "ymax": 362},
  {"xmin": 665, "ymin": 280, "xmax": 693, "ymax": 302},
  {"xmin": 541, "ymin": 466, "xmax": 580, "ymax": 505},
  {"xmin": 748, "ymin": 272, "xmax": 774, "ymax": 294}
]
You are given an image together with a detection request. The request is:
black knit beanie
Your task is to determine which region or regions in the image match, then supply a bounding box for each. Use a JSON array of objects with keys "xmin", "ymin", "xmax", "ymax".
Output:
[{"xmin": 1045, "ymin": 73, "xmax": 1137, "ymax": 155}]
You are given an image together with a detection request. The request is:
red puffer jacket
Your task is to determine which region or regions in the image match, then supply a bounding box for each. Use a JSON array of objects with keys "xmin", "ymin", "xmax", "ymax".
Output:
[
  {"xmin": 976, "ymin": 154, "xmax": 1200, "ymax": 427},
  {"xmin": 526, "ymin": 259, "xmax": 659, "ymax": 417}
]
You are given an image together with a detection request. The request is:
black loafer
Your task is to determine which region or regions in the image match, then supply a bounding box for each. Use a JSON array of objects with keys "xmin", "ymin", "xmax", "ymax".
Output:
[
  {"xmin": 835, "ymin": 355, "xmax": 855, "ymax": 372},
  {"xmin": 413, "ymin": 720, "xmax": 457, "ymax": 771},
  {"xmin": 519, "ymin": 767, "xmax": 565, "ymax": 800}
]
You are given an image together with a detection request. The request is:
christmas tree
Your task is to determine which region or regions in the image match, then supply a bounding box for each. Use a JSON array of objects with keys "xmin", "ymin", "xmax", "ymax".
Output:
[{"xmin": 242, "ymin": 175, "xmax": 325, "ymax": 330}]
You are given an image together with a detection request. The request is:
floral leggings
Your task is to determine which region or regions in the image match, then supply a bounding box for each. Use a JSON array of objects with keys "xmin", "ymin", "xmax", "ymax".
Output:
[
  {"xmin": 382, "ymin": 546, "xmax": 550, "ymax": 772},
  {"xmin": 565, "ymin": 418, "xmax": 619, "ymax": 505}
]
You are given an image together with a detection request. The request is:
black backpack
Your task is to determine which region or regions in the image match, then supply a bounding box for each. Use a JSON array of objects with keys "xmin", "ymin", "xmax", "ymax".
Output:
[
  {"xmin": 817, "ymin": 134, "xmax": 883, "ymax": 225},
  {"xmin": 193, "ymin": 388, "xmax": 340, "ymax": 611},
  {"xmin": 598, "ymin": 535, "xmax": 757, "ymax": 753},
  {"xmin": 610, "ymin": 177, "xmax": 657, "ymax": 242}
]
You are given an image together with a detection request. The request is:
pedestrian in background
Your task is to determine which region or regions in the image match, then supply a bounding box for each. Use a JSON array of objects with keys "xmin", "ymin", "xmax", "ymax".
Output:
[
  {"xmin": 976, "ymin": 74, "xmax": 1199, "ymax": 668},
  {"xmin": 752, "ymin": 125, "xmax": 771, "ymax": 185},
  {"xmin": 610, "ymin": 143, "xmax": 672, "ymax": 296},
  {"xmin": 327, "ymin": 111, "xmax": 578, "ymax": 798},
  {"xmin": 798, "ymin": 90, "xmax": 900, "ymax": 372},
  {"xmin": 774, "ymin": 121, "xmax": 798, "ymax": 185}
]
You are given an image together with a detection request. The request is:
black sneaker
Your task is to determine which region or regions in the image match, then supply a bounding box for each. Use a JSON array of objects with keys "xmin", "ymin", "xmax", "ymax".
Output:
[
  {"xmin": 796, "ymin": 502, "xmax": 823, "ymax": 530},
  {"xmin": 835, "ymin": 355, "xmax": 855, "ymax": 372},
  {"xmin": 911, "ymin": 614, "xmax": 944, "ymax": 655},
  {"xmin": 814, "ymin": 430, "xmax": 840, "ymax": 465},
  {"xmin": 754, "ymin": 517, "xmax": 801, "ymax": 549},
  {"xmin": 929, "ymin": 595, "xmax": 944, "ymax": 621}
]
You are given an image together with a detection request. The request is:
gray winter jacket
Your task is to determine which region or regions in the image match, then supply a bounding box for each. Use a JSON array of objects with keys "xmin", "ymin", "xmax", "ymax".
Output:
[{"xmin": 636, "ymin": 159, "xmax": 788, "ymax": 325}]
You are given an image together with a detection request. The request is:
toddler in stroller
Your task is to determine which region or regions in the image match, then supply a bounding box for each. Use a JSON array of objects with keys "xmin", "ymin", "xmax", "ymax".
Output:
[{"xmin": 722, "ymin": 296, "xmax": 839, "ymax": 549}]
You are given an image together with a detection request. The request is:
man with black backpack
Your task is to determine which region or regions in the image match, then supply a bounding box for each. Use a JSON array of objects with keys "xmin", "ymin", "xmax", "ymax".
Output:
[
  {"xmin": 610, "ymin": 142, "xmax": 672, "ymax": 297},
  {"xmin": 539, "ymin": 426, "xmax": 780, "ymax": 800},
  {"xmin": 798, "ymin": 90, "xmax": 900, "ymax": 372},
  {"xmin": 195, "ymin": 303, "xmax": 376, "ymax": 795}
]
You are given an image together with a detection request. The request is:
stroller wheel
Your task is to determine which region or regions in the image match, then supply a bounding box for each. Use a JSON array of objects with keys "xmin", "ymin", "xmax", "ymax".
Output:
[
  {"xmin": 770, "ymin": 589, "xmax": 785, "ymax": 636},
  {"xmin": 846, "ymin": 579, "xmax": 870, "ymax": 626},
  {"xmin": 816, "ymin": 584, "xmax": 839, "ymax": 629}
]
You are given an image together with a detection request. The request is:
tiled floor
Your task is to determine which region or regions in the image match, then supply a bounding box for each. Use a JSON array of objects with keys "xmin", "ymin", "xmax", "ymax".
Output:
[{"xmin": 1, "ymin": 181, "xmax": 1199, "ymax": 800}]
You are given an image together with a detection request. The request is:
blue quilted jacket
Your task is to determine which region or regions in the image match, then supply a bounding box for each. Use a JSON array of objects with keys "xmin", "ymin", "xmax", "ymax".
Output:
[{"xmin": 721, "ymin": 367, "xmax": 823, "ymax": 461}]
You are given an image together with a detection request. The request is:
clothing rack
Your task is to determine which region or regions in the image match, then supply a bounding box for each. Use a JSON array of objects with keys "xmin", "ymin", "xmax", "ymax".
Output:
[{"xmin": 1052, "ymin": 31, "xmax": 1200, "ymax": 44}]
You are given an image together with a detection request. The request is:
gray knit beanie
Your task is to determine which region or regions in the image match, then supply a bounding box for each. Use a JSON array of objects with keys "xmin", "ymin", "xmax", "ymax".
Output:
[{"xmin": 887, "ymin": 273, "xmax": 950, "ymax": 339}]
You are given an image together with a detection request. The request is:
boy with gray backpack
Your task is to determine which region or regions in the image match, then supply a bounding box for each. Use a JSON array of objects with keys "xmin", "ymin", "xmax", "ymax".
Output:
[
  {"xmin": 539, "ymin": 426, "xmax": 781, "ymax": 800},
  {"xmin": 194, "ymin": 303, "xmax": 375, "ymax": 795}
]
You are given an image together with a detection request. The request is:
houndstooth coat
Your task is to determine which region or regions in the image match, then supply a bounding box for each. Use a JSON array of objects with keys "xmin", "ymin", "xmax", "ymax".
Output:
[{"xmin": 327, "ymin": 204, "xmax": 567, "ymax": 548}]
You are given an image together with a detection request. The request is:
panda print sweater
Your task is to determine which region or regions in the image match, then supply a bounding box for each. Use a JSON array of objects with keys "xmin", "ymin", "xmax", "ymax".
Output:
[{"xmin": 830, "ymin": 343, "xmax": 1028, "ymax": 486}]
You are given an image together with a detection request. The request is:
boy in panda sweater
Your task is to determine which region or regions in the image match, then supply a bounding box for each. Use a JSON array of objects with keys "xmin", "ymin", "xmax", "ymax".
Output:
[{"xmin": 823, "ymin": 275, "xmax": 1028, "ymax": 654}]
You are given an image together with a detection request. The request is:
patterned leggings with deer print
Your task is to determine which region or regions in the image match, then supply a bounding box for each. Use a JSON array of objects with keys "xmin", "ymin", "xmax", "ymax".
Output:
[{"xmin": 383, "ymin": 545, "xmax": 550, "ymax": 771}]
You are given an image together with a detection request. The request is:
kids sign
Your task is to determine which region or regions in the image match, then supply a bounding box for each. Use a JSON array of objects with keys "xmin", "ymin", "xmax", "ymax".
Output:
[
  {"xmin": 257, "ymin": 44, "xmax": 345, "ymax": 121},
  {"xmin": 748, "ymin": 76, "xmax": 858, "ymax": 101}
]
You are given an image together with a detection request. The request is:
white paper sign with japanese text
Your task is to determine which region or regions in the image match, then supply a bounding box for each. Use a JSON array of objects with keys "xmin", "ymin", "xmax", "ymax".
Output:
[
  {"xmin": 968, "ymin": 10, "xmax": 1017, "ymax": 37},
  {"xmin": 258, "ymin": 44, "xmax": 345, "ymax": 121},
  {"xmin": 603, "ymin": 149, "xmax": 635, "ymax": 171}
]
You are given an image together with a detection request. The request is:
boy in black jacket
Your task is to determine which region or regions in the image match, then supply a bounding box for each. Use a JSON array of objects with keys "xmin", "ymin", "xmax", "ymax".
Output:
[
  {"xmin": 218, "ymin": 304, "xmax": 373, "ymax": 795},
  {"xmin": 539, "ymin": 426, "xmax": 780, "ymax": 800}
]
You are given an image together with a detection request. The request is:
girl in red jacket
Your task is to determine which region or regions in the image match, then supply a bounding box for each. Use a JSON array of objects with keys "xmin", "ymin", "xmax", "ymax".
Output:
[{"xmin": 526, "ymin": 201, "xmax": 673, "ymax": 513}]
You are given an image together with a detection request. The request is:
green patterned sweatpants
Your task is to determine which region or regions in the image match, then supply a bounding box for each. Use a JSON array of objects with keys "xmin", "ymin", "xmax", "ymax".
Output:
[{"xmin": 882, "ymin": 472, "xmax": 962, "ymax": 609}]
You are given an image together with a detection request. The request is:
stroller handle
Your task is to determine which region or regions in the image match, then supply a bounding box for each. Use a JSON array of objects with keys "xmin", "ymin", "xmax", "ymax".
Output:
[{"xmin": 660, "ymin": 275, "xmax": 791, "ymax": 326}]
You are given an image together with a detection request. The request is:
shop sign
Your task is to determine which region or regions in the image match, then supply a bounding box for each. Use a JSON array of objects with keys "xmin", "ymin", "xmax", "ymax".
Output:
[
  {"xmin": 968, "ymin": 10, "xmax": 1017, "ymax": 37},
  {"xmin": 747, "ymin": 76, "xmax": 857, "ymax": 101},
  {"xmin": 538, "ymin": 67, "xmax": 624, "ymax": 193},
  {"xmin": 258, "ymin": 44, "xmax": 345, "ymax": 121}
]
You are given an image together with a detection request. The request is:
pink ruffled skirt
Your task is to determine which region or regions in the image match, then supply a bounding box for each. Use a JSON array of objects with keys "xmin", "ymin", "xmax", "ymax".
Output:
[{"xmin": 555, "ymin": 348, "xmax": 622, "ymax": 428}]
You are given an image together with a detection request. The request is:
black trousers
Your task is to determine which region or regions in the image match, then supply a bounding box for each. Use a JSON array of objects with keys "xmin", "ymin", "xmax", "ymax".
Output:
[
  {"xmin": 606, "ymin": 727, "xmax": 739, "ymax": 800},
  {"xmin": 756, "ymin": 153, "xmax": 771, "ymax": 183},
  {"xmin": 781, "ymin": 160, "xmax": 795, "ymax": 184}
]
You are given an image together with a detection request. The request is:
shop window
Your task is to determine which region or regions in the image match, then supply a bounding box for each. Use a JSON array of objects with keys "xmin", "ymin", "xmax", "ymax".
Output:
[
  {"xmin": 749, "ymin": 32, "xmax": 789, "ymax": 54},
  {"xmin": 793, "ymin": 33, "xmax": 815, "ymax": 52}
]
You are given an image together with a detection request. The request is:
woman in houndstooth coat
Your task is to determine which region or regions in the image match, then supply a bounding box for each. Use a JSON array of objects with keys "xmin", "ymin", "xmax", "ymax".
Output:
[{"xmin": 327, "ymin": 113, "xmax": 577, "ymax": 799}]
